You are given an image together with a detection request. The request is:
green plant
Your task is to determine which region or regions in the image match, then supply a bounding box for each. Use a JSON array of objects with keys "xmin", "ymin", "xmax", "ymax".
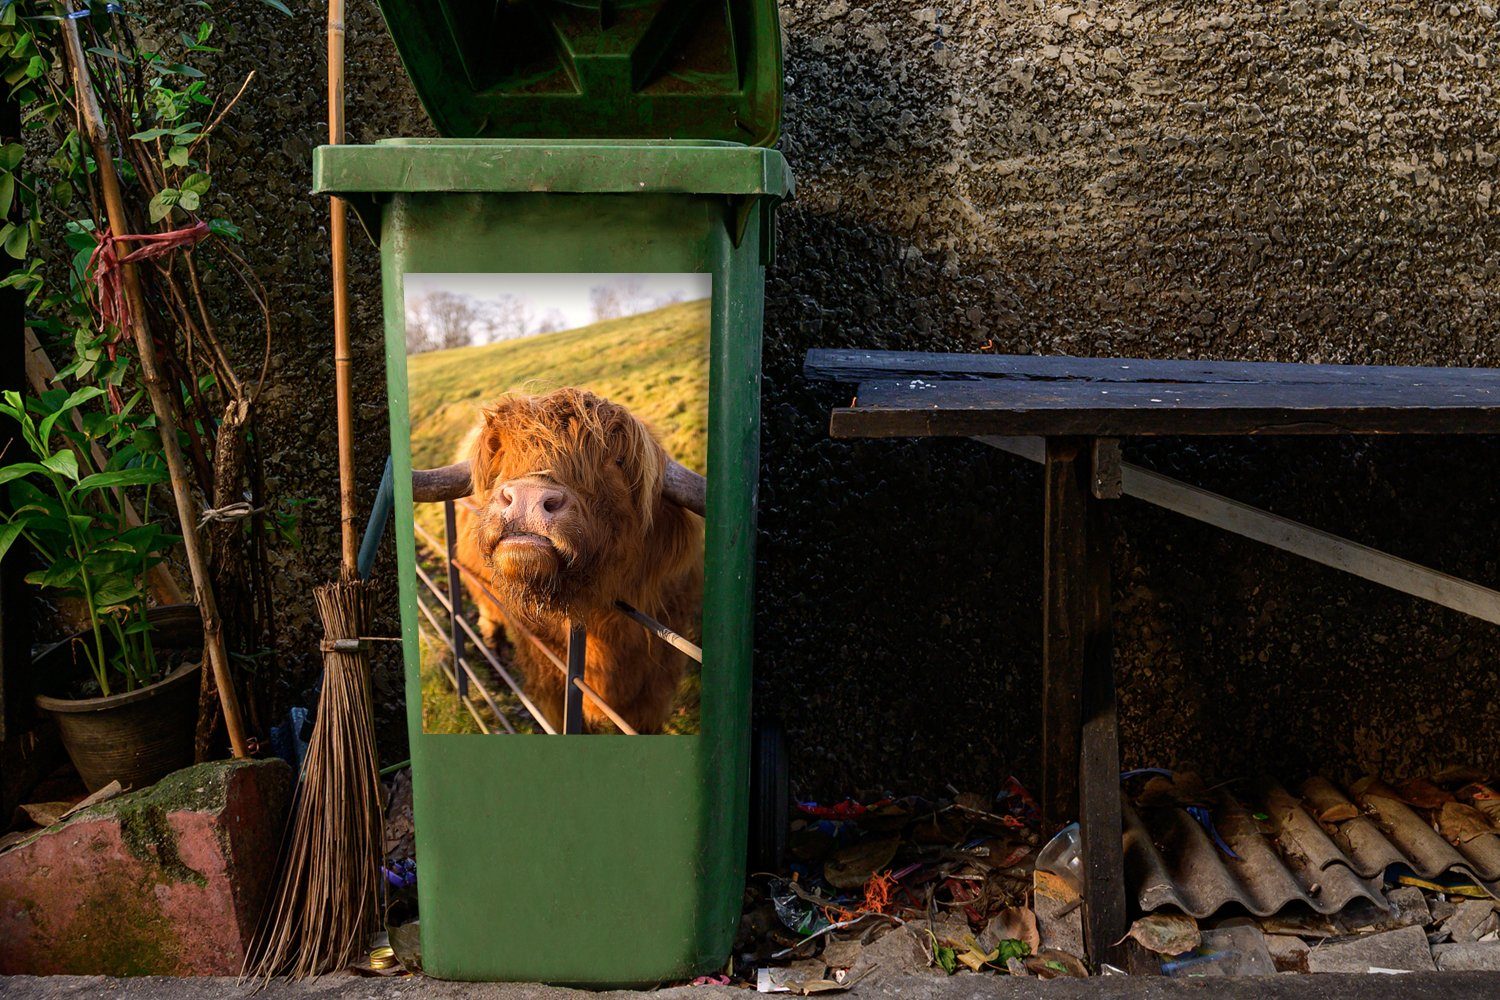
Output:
[
  {"xmin": 0, "ymin": 386, "xmax": 179, "ymax": 695},
  {"xmin": 0, "ymin": 1, "xmax": 292, "ymax": 745}
]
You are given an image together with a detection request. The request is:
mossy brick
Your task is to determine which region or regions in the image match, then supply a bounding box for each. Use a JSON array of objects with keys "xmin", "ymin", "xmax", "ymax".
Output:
[{"xmin": 0, "ymin": 758, "xmax": 291, "ymax": 975}]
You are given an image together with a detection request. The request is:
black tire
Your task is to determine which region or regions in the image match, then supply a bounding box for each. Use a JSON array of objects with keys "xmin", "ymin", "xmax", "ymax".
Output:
[{"xmin": 748, "ymin": 718, "xmax": 788, "ymax": 873}]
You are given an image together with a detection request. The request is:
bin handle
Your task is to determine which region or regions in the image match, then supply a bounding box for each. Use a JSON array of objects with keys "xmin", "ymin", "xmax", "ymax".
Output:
[{"xmin": 412, "ymin": 458, "xmax": 706, "ymax": 518}]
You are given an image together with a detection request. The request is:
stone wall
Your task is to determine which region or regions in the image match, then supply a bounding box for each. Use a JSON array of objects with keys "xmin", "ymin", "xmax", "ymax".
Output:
[{"xmin": 194, "ymin": 1, "xmax": 1499, "ymax": 793}]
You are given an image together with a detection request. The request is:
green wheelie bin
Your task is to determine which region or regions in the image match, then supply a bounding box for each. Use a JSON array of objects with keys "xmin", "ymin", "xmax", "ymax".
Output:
[{"xmin": 312, "ymin": 0, "xmax": 791, "ymax": 985}]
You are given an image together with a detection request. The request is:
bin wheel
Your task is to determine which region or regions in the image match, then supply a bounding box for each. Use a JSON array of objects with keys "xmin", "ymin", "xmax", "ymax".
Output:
[{"xmin": 748, "ymin": 719, "xmax": 788, "ymax": 873}]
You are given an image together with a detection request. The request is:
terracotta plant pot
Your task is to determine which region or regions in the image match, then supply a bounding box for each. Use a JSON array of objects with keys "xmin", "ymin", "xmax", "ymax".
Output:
[{"xmin": 33, "ymin": 604, "xmax": 203, "ymax": 792}]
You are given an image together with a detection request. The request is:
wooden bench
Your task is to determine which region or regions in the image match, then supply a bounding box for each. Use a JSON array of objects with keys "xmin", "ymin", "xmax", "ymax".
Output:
[{"xmin": 805, "ymin": 348, "xmax": 1500, "ymax": 965}]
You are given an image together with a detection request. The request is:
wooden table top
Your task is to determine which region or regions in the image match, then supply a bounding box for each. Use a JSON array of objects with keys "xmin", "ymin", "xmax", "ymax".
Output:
[{"xmin": 805, "ymin": 349, "xmax": 1500, "ymax": 438}]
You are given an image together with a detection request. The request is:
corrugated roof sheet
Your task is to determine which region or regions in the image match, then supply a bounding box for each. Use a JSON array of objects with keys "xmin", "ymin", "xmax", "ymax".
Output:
[{"xmin": 1125, "ymin": 777, "xmax": 1500, "ymax": 920}]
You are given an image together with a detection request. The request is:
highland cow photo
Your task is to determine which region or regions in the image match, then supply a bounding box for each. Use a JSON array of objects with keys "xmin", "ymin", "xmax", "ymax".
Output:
[{"xmin": 404, "ymin": 273, "xmax": 709, "ymax": 736}]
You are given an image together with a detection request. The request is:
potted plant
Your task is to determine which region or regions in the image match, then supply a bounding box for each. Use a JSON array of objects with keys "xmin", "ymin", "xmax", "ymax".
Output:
[{"xmin": 0, "ymin": 386, "xmax": 199, "ymax": 791}]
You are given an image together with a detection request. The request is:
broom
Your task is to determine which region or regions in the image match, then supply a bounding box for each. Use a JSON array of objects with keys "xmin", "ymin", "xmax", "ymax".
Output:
[{"xmin": 244, "ymin": 0, "xmax": 383, "ymax": 977}]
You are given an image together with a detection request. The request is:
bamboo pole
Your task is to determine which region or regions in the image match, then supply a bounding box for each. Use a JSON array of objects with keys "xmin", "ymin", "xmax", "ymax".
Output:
[
  {"xmin": 61, "ymin": 9, "xmax": 248, "ymax": 758},
  {"xmin": 328, "ymin": 0, "xmax": 358, "ymax": 575},
  {"xmin": 24, "ymin": 329, "xmax": 188, "ymax": 607}
]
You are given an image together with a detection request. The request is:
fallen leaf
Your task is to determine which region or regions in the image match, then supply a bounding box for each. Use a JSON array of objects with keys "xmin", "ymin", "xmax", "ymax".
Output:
[
  {"xmin": 1025, "ymin": 949, "xmax": 1088, "ymax": 978},
  {"xmin": 1433, "ymin": 765, "xmax": 1488, "ymax": 786},
  {"xmin": 1396, "ymin": 778, "xmax": 1454, "ymax": 810},
  {"xmin": 1004, "ymin": 955, "xmax": 1030, "ymax": 976},
  {"xmin": 1315, "ymin": 802, "xmax": 1360, "ymax": 823},
  {"xmin": 1438, "ymin": 801, "xmax": 1497, "ymax": 845},
  {"xmin": 982, "ymin": 906, "xmax": 1040, "ymax": 955},
  {"xmin": 1458, "ymin": 784, "xmax": 1500, "ymax": 824},
  {"xmin": 824, "ymin": 837, "xmax": 899, "ymax": 889},
  {"xmin": 1122, "ymin": 913, "xmax": 1200, "ymax": 956},
  {"xmin": 18, "ymin": 802, "xmax": 70, "ymax": 828},
  {"xmin": 59, "ymin": 780, "xmax": 124, "ymax": 820}
]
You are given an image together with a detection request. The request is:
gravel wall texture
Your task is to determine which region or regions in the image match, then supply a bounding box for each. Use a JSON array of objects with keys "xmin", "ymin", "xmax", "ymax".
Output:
[{"xmin": 186, "ymin": 1, "xmax": 1500, "ymax": 796}]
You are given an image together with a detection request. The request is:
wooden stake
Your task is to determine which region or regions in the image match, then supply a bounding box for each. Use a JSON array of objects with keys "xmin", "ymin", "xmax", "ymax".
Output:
[
  {"xmin": 328, "ymin": 0, "xmax": 358, "ymax": 576},
  {"xmin": 61, "ymin": 9, "xmax": 248, "ymax": 758}
]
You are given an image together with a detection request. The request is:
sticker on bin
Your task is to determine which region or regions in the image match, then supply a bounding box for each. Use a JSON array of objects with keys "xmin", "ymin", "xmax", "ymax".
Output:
[{"xmin": 404, "ymin": 272, "xmax": 708, "ymax": 736}]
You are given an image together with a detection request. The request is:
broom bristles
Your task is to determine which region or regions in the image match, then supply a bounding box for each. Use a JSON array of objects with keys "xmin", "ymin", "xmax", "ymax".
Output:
[{"xmin": 244, "ymin": 579, "xmax": 383, "ymax": 980}]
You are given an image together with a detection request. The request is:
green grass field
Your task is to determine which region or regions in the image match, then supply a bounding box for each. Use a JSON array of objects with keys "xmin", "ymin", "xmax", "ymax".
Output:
[{"xmin": 407, "ymin": 299, "xmax": 709, "ymax": 735}]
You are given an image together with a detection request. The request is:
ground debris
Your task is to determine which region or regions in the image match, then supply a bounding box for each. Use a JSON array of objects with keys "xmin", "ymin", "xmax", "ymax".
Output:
[
  {"xmin": 1306, "ymin": 924, "xmax": 1438, "ymax": 973},
  {"xmin": 739, "ymin": 783, "xmax": 1066, "ymax": 985}
]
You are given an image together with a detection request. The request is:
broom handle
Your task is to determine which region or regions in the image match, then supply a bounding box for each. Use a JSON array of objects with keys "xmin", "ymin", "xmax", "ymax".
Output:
[
  {"xmin": 329, "ymin": 0, "xmax": 358, "ymax": 577},
  {"xmin": 61, "ymin": 9, "xmax": 249, "ymax": 759}
]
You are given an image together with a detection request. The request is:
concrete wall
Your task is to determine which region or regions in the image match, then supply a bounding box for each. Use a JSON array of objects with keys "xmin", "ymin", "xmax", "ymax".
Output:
[{"xmin": 198, "ymin": 1, "xmax": 1500, "ymax": 793}]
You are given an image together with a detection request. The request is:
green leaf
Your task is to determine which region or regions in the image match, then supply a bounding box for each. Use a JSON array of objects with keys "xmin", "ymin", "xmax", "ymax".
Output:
[
  {"xmin": 24, "ymin": 54, "xmax": 46, "ymax": 79},
  {"xmin": 41, "ymin": 450, "xmax": 79, "ymax": 481},
  {"xmin": 180, "ymin": 171, "xmax": 210, "ymax": 196},
  {"xmin": 129, "ymin": 127, "xmax": 176, "ymax": 141},
  {"xmin": 26, "ymin": 557, "xmax": 80, "ymax": 589},
  {"xmin": 91, "ymin": 579, "xmax": 142, "ymax": 608},
  {"xmin": 207, "ymin": 218, "xmax": 241, "ymax": 241},
  {"xmin": 935, "ymin": 944, "xmax": 956, "ymax": 976},
  {"xmin": 166, "ymin": 145, "xmax": 190, "ymax": 167},
  {"xmin": 0, "ymin": 519, "xmax": 24, "ymax": 563},
  {"xmin": 76, "ymin": 467, "xmax": 166, "ymax": 491},
  {"xmin": 0, "ymin": 142, "xmax": 21, "ymax": 170},
  {"xmin": 38, "ymin": 385, "xmax": 105, "ymax": 444},
  {"xmin": 258, "ymin": 0, "xmax": 294, "ymax": 15},
  {"xmin": 148, "ymin": 188, "xmax": 178, "ymax": 223},
  {"xmin": 0, "ymin": 462, "xmax": 52, "ymax": 486},
  {"xmin": 0, "ymin": 172, "xmax": 12, "ymax": 217},
  {"xmin": 177, "ymin": 189, "xmax": 200, "ymax": 212},
  {"xmin": 2, "ymin": 220, "xmax": 27, "ymax": 258}
]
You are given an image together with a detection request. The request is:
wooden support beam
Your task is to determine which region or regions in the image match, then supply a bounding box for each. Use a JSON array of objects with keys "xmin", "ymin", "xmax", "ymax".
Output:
[
  {"xmin": 1079, "ymin": 493, "xmax": 1127, "ymax": 966},
  {"xmin": 1091, "ymin": 438, "xmax": 1123, "ymax": 500},
  {"xmin": 1041, "ymin": 438, "xmax": 1086, "ymax": 832},
  {"xmin": 977, "ymin": 436, "xmax": 1500, "ymax": 627}
]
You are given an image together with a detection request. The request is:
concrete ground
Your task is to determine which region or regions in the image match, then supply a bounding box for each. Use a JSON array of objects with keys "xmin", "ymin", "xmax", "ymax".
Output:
[{"xmin": 3, "ymin": 974, "xmax": 1500, "ymax": 999}]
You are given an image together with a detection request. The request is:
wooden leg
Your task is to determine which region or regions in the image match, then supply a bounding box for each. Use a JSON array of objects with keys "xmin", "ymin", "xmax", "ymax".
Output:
[
  {"xmin": 1041, "ymin": 438, "xmax": 1086, "ymax": 831},
  {"xmin": 1079, "ymin": 491, "xmax": 1127, "ymax": 966}
]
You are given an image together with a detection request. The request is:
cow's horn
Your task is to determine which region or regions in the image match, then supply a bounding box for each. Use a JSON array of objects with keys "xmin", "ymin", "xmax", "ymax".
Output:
[
  {"xmin": 662, "ymin": 458, "xmax": 706, "ymax": 517},
  {"xmin": 411, "ymin": 459, "xmax": 707, "ymax": 517},
  {"xmin": 411, "ymin": 461, "xmax": 473, "ymax": 504}
]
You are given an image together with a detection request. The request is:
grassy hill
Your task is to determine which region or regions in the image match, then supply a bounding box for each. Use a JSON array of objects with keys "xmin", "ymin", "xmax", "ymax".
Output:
[{"xmin": 406, "ymin": 298, "xmax": 710, "ymax": 477}]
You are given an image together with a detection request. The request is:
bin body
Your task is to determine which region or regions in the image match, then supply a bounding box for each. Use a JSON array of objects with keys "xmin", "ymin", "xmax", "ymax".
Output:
[{"xmin": 315, "ymin": 139, "xmax": 788, "ymax": 984}]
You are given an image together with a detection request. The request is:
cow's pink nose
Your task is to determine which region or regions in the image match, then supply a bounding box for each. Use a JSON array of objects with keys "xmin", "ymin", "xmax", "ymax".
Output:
[{"xmin": 499, "ymin": 481, "xmax": 571, "ymax": 527}]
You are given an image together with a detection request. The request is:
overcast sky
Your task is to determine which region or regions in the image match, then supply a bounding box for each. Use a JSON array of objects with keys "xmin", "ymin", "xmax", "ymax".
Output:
[{"xmin": 405, "ymin": 272, "xmax": 710, "ymax": 330}]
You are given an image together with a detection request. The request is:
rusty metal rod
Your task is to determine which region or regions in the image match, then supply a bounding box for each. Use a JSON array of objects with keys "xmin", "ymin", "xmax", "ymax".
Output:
[
  {"xmin": 614, "ymin": 600, "xmax": 703, "ymax": 663},
  {"xmin": 414, "ymin": 593, "xmax": 513, "ymax": 734},
  {"xmin": 412, "ymin": 521, "xmax": 635, "ymax": 733}
]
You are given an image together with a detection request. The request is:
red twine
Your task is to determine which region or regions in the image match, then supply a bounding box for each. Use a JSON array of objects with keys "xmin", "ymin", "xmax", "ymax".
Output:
[{"xmin": 87, "ymin": 219, "xmax": 211, "ymax": 409}]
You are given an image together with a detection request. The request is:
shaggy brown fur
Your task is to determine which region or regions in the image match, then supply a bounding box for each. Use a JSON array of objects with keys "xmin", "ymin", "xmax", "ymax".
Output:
[{"xmin": 454, "ymin": 388, "xmax": 703, "ymax": 734}]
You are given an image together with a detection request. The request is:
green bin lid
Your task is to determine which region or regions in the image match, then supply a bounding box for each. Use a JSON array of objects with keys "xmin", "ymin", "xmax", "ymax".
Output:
[{"xmin": 372, "ymin": 0, "xmax": 783, "ymax": 146}]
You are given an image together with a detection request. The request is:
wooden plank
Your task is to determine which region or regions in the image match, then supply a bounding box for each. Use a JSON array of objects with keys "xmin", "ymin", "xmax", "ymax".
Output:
[
  {"xmin": 831, "ymin": 377, "xmax": 1500, "ymax": 438},
  {"xmin": 806, "ymin": 348, "xmax": 1500, "ymax": 391},
  {"xmin": 977, "ymin": 437, "xmax": 1500, "ymax": 627},
  {"xmin": 1042, "ymin": 438, "xmax": 1087, "ymax": 832},
  {"xmin": 1079, "ymin": 493, "xmax": 1127, "ymax": 966},
  {"xmin": 1120, "ymin": 464, "xmax": 1500, "ymax": 626}
]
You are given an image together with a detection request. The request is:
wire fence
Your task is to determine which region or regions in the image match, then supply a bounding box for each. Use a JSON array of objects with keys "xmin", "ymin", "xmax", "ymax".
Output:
[{"xmin": 412, "ymin": 498, "xmax": 702, "ymax": 734}]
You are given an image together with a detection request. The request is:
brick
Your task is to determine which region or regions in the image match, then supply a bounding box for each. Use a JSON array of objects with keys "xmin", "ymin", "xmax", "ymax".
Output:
[{"xmin": 0, "ymin": 759, "xmax": 291, "ymax": 975}]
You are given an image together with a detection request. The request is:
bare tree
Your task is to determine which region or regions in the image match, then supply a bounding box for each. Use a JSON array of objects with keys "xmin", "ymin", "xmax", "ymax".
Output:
[
  {"xmin": 588, "ymin": 277, "xmax": 689, "ymax": 322},
  {"xmin": 406, "ymin": 291, "xmax": 489, "ymax": 353}
]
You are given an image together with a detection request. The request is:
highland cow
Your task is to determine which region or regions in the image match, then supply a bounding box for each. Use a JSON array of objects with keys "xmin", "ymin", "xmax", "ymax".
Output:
[{"xmin": 453, "ymin": 388, "xmax": 703, "ymax": 734}]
